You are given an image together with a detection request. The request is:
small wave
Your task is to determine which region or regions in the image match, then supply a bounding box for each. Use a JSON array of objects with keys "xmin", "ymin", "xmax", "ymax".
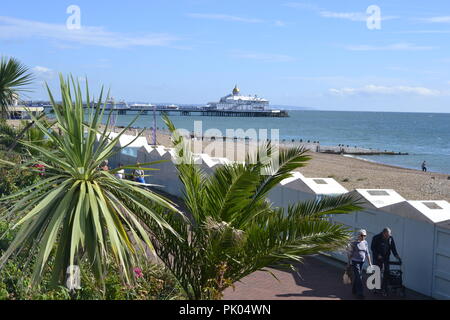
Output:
[{"xmin": 343, "ymin": 154, "xmax": 378, "ymax": 163}]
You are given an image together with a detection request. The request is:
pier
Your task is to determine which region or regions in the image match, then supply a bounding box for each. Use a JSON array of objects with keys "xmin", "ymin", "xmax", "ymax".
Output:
[{"xmin": 41, "ymin": 104, "xmax": 289, "ymax": 118}]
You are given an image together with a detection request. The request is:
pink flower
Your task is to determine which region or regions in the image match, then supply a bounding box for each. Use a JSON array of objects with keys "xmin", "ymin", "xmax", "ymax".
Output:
[{"xmin": 134, "ymin": 267, "xmax": 144, "ymax": 279}]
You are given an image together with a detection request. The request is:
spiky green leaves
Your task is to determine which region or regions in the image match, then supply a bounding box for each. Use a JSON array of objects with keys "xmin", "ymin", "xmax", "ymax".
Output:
[
  {"xmin": 0, "ymin": 57, "xmax": 34, "ymax": 118},
  {"xmin": 0, "ymin": 76, "xmax": 180, "ymax": 287}
]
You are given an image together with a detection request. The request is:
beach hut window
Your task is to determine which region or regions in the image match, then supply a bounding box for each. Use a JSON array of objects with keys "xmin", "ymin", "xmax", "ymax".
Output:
[
  {"xmin": 367, "ymin": 190, "xmax": 390, "ymax": 196},
  {"xmin": 313, "ymin": 179, "xmax": 328, "ymax": 185},
  {"xmin": 423, "ymin": 202, "xmax": 443, "ymax": 210}
]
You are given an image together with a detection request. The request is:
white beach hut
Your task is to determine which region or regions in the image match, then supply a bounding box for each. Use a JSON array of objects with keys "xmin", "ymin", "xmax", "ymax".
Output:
[
  {"xmin": 199, "ymin": 154, "xmax": 230, "ymax": 175},
  {"xmin": 434, "ymin": 217, "xmax": 450, "ymax": 299},
  {"xmin": 136, "ymin": 145, "xmax": 167, "ymax": 187},
  {"xmin": 101, "ymin": 132, "xmax": 148, "ymax": 168},
  {"xmin": 267, "ymin": 172, "xmax": 348, "ymax": 210},
  {"xmin": 328, "ymin": 189, "xmax": 406, "ymax": 263},
  {"xmin": 381, "ymin": 200, "xmax": 450, "ymax": 296},
  {"xmin": 148, "ymin": 147, "xmax": 184, "ymax": 197}
]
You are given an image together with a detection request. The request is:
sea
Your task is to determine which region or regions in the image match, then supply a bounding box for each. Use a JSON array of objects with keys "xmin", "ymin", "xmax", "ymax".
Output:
[{"xmin": 105, "ymin": 110, "xmax": 450, "ymax": 175}]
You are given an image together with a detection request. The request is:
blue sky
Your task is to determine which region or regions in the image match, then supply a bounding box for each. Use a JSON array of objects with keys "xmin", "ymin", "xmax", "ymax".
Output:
[{"xmin": 1, "ymin": 0, "xmax": 450, "ymax": 112}]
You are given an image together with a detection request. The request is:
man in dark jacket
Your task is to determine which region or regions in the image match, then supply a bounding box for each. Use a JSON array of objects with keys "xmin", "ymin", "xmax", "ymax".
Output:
[{"xmin": 371, "ymin": 228, "xmax": 401, "ymax": 294}]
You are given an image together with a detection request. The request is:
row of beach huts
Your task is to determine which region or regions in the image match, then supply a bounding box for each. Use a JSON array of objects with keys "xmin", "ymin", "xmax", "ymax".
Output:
[{"xmin": 105, "ymin": 133, "xmax": 450, "ymax": 300}]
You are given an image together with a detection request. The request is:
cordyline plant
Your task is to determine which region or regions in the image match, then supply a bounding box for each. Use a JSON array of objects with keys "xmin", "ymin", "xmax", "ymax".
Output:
[
  {"xmin": 0, "ymin": 75, "xmax": 181, "ymax": 287},
  {"xmin": 135, "ymin": 114, "xmax": 362, "ymax": 300}
]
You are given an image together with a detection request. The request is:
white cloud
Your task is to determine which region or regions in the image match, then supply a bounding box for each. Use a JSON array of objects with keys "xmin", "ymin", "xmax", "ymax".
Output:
[
  {"xmin": 0, "ymin": 16, "xmax": 180, "ymax": 49},
  {"xmin": 329, "ymin": 85, "xmax": 441, "ymax": 96},
  {"xmin": 344, "ymin": 42, "xmax": 436, "ymax": 51},
  {"xmin": 187, "ymin": 13, "xmax": 263, "ymax": 24},
  {"xmin": 419, "ymin": 16, "xmax": 450, "ymax": 23},
  {"xmin": 319, "ymin": 11, "xmax": 398, "ymax": 22},
  {"xmin": 284, "ymin": 3, "xmax": 398, "ymax": 21},
  {"xmin": 231, "ymin": 51, "xmax": 295, "ymax": 62},
  {"xmin": 319, "ymin": 11, "xmax": 367, "ymax": 21},
  {"xmin": 33, "ymin": 66, "xmax": 55, "ymax": 80},
  {"xmin": 274, "ymin": 20, "xmax": 287, "ymax": 27}
]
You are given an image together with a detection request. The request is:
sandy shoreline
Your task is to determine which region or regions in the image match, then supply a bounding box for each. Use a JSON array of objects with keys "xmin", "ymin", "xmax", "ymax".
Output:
[{"xmin": 8, "ymin": 120, "xmax": 450, "ymax": 202}]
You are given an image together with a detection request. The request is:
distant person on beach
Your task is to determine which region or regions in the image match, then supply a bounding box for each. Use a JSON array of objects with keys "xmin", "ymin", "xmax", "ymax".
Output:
[
  {"xmin": 371, "ymin": 228, "xmax": 401, "ymax": 295},
  {"xmin": 421, "ymin": 161, "xmax": 427, "ymax": 172},
  {"xmin": 133, "ymin": 163, "xmax": 145, "ymax": 184},
  {"xmin": 347, "ymin": 229, "xmax": 372, "ymax": 299},
  {"xmin": 115, "ymin": 163, "xmax": 125, "ymax": 180}
]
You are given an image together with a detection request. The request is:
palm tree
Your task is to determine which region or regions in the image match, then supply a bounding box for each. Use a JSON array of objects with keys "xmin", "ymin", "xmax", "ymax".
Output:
[
  {"xmin": 0, "ymin": 75, "xmax": 181, "ymax": 287},
  {"xmin": 0, "ymin": 57, "xmax": 34, "ymax": 118},
  {"xmin": 136, "ymin": 115, "xmax": 361, "ymax": 300}
]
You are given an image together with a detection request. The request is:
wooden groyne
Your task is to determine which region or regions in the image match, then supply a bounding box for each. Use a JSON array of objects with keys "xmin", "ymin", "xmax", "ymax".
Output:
[
  {"xmin": 317, "ymin": 145, "xmax": 409, "ymax": 156},
  {"xmin": 178, "ymin": 135, "xmax": 408, "ymax": 156}
]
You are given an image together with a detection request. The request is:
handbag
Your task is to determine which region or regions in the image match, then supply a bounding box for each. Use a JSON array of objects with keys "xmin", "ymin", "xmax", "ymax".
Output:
[{"xmin": 343, "ymin": 264, "xmax": 353, "ymax": 285}]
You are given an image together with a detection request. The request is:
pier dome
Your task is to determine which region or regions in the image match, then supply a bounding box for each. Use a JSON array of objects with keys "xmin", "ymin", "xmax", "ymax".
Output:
[{"xmin": 232, "ymin": 85, "xmax": 240, "ymax": 95}]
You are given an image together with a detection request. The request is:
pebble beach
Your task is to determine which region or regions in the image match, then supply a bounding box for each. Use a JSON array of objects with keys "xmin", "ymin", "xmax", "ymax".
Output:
[
  {"xmin": 9, "ymin": 120, "xmax": 450, "ymax": 202},
  {"xmin": 118, "ymin": 126, "xmax": 450, "ymax": 203}
]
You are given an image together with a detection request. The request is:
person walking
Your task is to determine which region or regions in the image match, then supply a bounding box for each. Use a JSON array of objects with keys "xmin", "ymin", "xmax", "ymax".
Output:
[
  {"xmin": 115, "ymin": 163, "xmax": 125, "ymax": 180},
  {"xmin": 133, "ymin": 163, "xmax": 145, "ymax": 184},
  {"xmin": 100, "ymin": 160, "xmax": 109, "ymax": 171},
  {"xmin": 421, "ymin": 161, "xmax": 427, "ymax": 172},
  {"xmin": 347, "ymin": 229, "xmax": 372, "ymax": 299},
  {"xmin": 371, "ymin": 227, "xmax": 401, "ymax": 295}
]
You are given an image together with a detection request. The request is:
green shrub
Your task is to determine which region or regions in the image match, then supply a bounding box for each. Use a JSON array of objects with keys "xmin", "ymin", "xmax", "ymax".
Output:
[
  {"xmin": 0, "ymin": 151, "xmax": 40, "ymax": 197},
  {"xmin": 0, "ymin": 221, "xmax": 184, "ymax": 300}
]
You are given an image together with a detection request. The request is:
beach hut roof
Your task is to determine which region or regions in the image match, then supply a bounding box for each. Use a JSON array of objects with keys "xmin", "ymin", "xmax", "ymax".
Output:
[
  {"xmin": 200, "ymin": 154, "xmax": 230, "ymax": 168},
  {"xmin": 352, "ymin": 189, "xmax": 406, "ymax": 209},
  {"xmin": 407, "ymin": 201, "xmax": 450, "ymax": 224},
  {"xmin": 302, "ymin": 177, "xmax": 349, "ymax": 195},
  {"xmin": 141, "ymin": 145, "xmax": 168, "ymax": 156},
  {"xmin": 163, "ymin": 148, "xmax": 177, "ymax": 159},
  {"xmin": 383, "ymin": 200, "xmax": 450, "ymax": 224},
  {"xmin": 280, "ymin": 172, "xmax": 348, "ymax": 195},
  {"xmin": 100, "ymin": 132, "xmax": 148, "ymax": 148},
  {"xmin": 279, "ymin": 172, "xmax": 305, "ymax": 186}
]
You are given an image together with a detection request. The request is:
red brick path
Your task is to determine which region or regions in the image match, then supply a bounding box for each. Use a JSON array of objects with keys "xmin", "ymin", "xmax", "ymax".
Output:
[{"xmin": 223, "ymin": 255, "xmax": 428, "ymax": 300}]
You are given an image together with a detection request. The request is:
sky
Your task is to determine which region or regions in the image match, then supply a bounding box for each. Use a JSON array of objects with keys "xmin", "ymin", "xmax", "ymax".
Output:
[{"xmin": 1, "ymin": 0, "xmax": 450, "ymax": 112}]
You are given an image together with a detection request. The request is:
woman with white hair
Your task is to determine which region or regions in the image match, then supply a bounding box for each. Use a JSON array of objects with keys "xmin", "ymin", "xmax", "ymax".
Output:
[{"xmin": 348, "ymin": 229, "xmax": 373, "ymax": 298}]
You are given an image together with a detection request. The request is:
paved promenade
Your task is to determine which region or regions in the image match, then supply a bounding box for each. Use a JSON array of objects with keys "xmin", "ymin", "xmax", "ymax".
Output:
[{"xmin": 223, "ymin": 255, "xmax": 429, "ymax": 300}]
